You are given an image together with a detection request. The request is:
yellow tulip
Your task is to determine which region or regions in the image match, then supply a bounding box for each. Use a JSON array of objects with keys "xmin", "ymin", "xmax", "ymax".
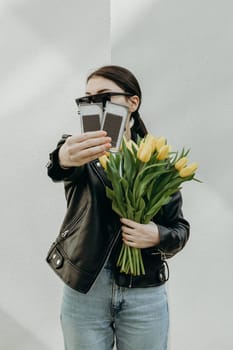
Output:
[
  {"xmin": 175, "ymin": 157, "xmax": 188, "ymax": 171},
  {"xmin": 137, "ymin": 140, "xmax": 152, "ymax": 162},
  {"xmin": 98, "ymin": 155, "xmax": 109, "ymax": 170},
  {"xmin": 145, "ymin": 134, "xmax": 157, "ymax": 153},
  {"xmin": 179, "ymin": 163, "xmax": 198, "ymax": 177},
  {"xmin": 125, "ymin": 139, "xmax": 138, "ymax": 153},
  {"xmin": 156, "ymin": 145, "xmax": 170, "ymax": 160},
  {"xmin": 156, "ymin": 137, "xmax": 166, "ymax": 151}
]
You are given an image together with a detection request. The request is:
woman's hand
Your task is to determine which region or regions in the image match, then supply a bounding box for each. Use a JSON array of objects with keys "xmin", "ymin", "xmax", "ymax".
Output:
[
  {"xmin": 59, "ymin": 131, "xmax": 111, "ymax": 167},
  {"xmin": 120, "ymin": 218, "xmax": 160, "ymax": 249}
]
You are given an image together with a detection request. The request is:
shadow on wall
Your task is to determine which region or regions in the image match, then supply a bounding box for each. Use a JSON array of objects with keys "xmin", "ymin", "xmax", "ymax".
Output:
[{"xmin": 0, "ymin": 309, "xmax": 51, "ymax": 350}]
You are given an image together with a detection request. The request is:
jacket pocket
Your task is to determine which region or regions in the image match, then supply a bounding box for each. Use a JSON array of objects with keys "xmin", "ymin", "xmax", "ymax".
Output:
[
  {"xmin": 46, "ymin": 205, "xmax": 87, "ymax": 270},
  {"xmin": 58, "ymin": 204, "xmax": 87, "ymax": 242}
]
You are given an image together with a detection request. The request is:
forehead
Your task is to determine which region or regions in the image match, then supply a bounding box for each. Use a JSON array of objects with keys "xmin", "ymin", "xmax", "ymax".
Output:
[{"xmin": 86, "ymin": 76, "xmax": 123, "ymax": 94}]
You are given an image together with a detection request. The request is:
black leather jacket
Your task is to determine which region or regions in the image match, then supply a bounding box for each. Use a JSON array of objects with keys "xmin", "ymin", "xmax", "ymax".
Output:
[{"xmin": 46, "ymin": 135, "xmax": 190, "ymax": 293}]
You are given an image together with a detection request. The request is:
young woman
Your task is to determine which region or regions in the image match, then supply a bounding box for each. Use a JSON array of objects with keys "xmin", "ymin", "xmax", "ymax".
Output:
[{"xmin": 46, "ymin": 65, "xmax": 190, "ymax": 350}]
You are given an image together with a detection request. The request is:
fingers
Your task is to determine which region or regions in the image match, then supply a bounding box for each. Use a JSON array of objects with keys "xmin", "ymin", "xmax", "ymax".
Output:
[
  {"xmin": 121, "ymin": 221, "xmax": 134, "ymax": 232},
  {"xmin": 120, "ymin": 217, "xmax": 140, "ymax": 229},
  {"xmin": 122, "ymin": 232, "xmax": 140, "ymax": 248},
  {"xmin": 67, "ymin": 131, "xmax": 109, "ymax": 146},
  {"xmin": 120, "ymin": 219, "xmax": 160, "ymax": 248},
  {"xmin": 122, "ymin": 232, "xmax": 135, "ymax": 242},
  {"xmin": 68, "ymin": 136, "xmax": 111, "ymax": 155},
  {"xmin": 60, "ymin": 131, "xmax": 112, "ymax": 167},
  {"xmin": 68, "ymin": 141, "xmax": 111, "ymax": 163},
  {"xmin": 120, "ymin": 218, "xmax": 142, "ymax": 245},
  {"xmin": 122, "ymin": 239, "xmax": 137, "ymax": 247},
  {"xmin": 69, "ymin": 130, "xmax": 108, "ymax": 143},
  {"xmin": 121, "ymin": 221, "xmax": 141, "ymax": 248}
]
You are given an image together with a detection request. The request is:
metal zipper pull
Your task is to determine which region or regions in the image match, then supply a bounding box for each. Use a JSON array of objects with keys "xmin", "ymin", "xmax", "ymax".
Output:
[
  {"xmin": 158, "ymin": 249, "xmax": 166, "ymax": 261},
  {"xmin": 61, "ymin": 229, "xmax": 69, "ymax": 238},
  {"xmin": 129, "ymin": 275, "xmax": 133, "ymax": 288}
]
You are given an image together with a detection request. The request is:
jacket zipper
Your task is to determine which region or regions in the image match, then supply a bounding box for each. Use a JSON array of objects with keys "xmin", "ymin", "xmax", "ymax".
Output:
[
  {"xmin": 158, "ymin": 248, "xmax": 173, "ymax": 260},
  {"xmin": 89, "ymin": 161, "xmax": 122, "ymax": 286},
  {"xmin": 91, "ymin": 160, "xmax": 109, "ymax": 187},
  {"xmin": 60, "ymin": 229, "xmax": 69, "ymax": 239},
  {"xmin": 57, "ymin": 206, "xmax": 87, "ymax": 243}
]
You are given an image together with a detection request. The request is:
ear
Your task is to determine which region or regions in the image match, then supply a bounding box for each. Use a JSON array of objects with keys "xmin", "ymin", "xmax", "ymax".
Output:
[{"xmin": 128, "ymin": 95, "xmax": 140, "ymax": 113}]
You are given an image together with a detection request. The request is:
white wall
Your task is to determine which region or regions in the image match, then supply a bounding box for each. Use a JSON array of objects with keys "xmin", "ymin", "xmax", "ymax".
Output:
[
  {"xmin": 111, "ymin": 0, "xmax": 233, "ymax": 349},
  {"xmin": 0, "ymin": 1, "xmax": 110, "ymax": 349}
]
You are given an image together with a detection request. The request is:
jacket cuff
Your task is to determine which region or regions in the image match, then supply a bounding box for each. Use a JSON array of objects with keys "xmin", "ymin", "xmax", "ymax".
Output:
[
  {"xmin": 46, "ymin": 147, "xmax": 76, "ymax": 182},
  {"xmin": 157, "ymin": 224, "xmax": 175, "ymax": 250},
  {"xmin": 156, "ymin": 221, "xmax": 189, "ymax": 258},
  {"xmin": 142, "ymin": 225, "xmax": 181, "ymax": 258}
]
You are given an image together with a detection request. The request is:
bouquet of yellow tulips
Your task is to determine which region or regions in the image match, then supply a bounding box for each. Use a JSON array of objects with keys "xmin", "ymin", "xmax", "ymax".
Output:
[{"xmin": 99, "ymin": 134, "xmax": 199, "ymax": 276}]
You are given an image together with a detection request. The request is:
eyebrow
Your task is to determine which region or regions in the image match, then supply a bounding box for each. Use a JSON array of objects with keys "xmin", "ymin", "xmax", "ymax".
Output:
[{"xmin": 85, "ymin": 88, "xmax": 112, "ymax": 95}]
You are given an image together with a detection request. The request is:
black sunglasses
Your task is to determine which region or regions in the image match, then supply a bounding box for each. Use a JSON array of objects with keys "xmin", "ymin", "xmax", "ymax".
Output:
[{"xmin": 75, "ymin": 92, "xmax": 133, "ymax": 107}]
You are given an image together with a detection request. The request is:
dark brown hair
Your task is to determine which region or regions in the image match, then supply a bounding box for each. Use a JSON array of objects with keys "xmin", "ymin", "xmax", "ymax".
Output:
[{"xmin": 87, "ymin": 65, "xmax": 148, "ymax": 138}]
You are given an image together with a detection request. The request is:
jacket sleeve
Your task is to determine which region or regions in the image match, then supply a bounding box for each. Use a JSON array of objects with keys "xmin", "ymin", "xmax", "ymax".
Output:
[
  {"xmin": 147, "ymin": 191, "xmax": 190, "ymax": 258},
  {"xmin": 46, "ymin": 134, "xmax": 85, "ymax": 183}
]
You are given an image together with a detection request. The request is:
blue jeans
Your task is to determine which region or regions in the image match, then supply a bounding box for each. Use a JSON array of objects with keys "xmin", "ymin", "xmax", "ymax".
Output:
[{"xmin": 61, "ymin": 263, "xmax": 169, "ymax": 350}]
